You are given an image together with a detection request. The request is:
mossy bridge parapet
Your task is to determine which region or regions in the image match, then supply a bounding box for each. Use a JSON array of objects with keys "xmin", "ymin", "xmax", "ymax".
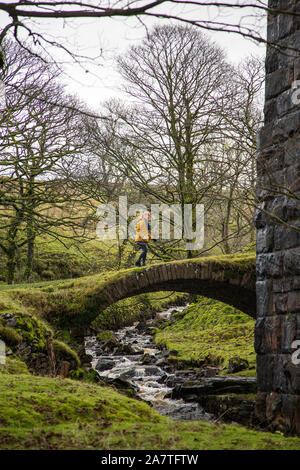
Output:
[{"xmin": 46, "ymin": 255, "xmax": 256, "ymax": 327}]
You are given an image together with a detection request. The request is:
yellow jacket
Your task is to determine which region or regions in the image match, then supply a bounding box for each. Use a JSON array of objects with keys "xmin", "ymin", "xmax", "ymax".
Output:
[{"xmin": 135, "ymin": 217, "xmax": 152, "ymax": 243}]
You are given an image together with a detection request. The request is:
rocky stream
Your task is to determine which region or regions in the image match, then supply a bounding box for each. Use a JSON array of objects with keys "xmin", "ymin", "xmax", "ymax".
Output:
[{"xmin": 85, "ymin": 304, "xmax": 258, "ymax": 426}]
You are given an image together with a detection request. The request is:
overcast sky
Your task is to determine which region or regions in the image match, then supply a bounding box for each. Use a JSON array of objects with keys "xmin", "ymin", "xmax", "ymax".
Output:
[{"xmin": 0, "ymin": 2, "xmax": 267, "ymax": 112}]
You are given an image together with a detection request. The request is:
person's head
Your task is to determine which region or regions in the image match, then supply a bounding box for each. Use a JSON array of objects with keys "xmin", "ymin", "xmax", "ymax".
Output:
[{"xmin": 143, "ymin": 211, "xmax": 151, "ymax": 220}]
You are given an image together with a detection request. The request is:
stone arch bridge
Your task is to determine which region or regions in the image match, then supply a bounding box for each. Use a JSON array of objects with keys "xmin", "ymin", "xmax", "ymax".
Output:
[{"xmin": 53, "ymin": 255, "xmax": 256, "ymax": 328}]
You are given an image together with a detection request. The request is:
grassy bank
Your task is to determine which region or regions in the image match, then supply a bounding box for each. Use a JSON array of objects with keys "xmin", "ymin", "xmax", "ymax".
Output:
[
  {"xmin": 0, "ymin": 372, "xmax": 299, "ymax": 450},
  {"xmin": 154, "ymin": 296, "xmax": 256, "ymax": 375}
]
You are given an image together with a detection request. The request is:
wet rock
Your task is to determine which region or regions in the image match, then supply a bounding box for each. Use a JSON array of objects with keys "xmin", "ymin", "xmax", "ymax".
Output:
[
  {"xmin": 161, "ymin": 349, "xmax": 170, "ymax": 358},
  {"xmin": 142, "ymin": 353, "xmax": 157, "ymax": 365},
  {"xmin": 169, "ymin": 350, "xmax": 179, "ymax": 356},
  {"xmin": 95, "ymin": 359, "xmax": 116, "ymax": 372},
  {"xmin": 156, "ymin": 358, "xmax": 170, "ymax": 367},
  {"xmin": 5, "ymin": 317, "xmax": 17, "ymax": 328},
  {"xmin": 79, "ymin": 351, "xmax": 93, "ymax": 363},
  {"xmin": 227, "ymin": 357, "xmax": 249, "ymax": 374},
  {"xmin": 116, "ymin": 343, "xmax": 137, "ymax": 355},
  {"xmin": 119, "ymin": 368, "xmax": 137, "ymax": 379},
  {"xmin": 168, "ymin": 376, "xmax": 257, "ymax": 400},
  {"xmin": 135, "ymin": 321, "xmax": 149, "ymax": 333},
  {"xmin": 3, "ymin": 313, "xmax": 14, "ymax": 319},
  {"xmin": 202, "ymin": 367, "xmax": 220, "ymax": 378},
  {"xmin": 145, "ymin": 381, "xmax": 161, "ymax": 388},
  {"xmin": 143, "ymin": 365, "xmax": 165, "ymax": 377},
  {"xmin": 197, "ymin": 394, "xmax": 257, "ymax": 426},
  {"xmin": 99, "ymin": 376, "xmax": 139, "ymax": 396},
  {"xmin": 156, "ymin": 374, "xmax": 168, "ymax": 384},
  {"xmin": 155, "ymin": 401, "xmax": 213, "ymax": 421}
]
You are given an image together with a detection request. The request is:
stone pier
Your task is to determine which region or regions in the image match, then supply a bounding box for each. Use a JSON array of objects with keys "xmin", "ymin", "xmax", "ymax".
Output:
[{"xmin": 255, "ymin": 0, "xmax": 300, "ymax": 434}]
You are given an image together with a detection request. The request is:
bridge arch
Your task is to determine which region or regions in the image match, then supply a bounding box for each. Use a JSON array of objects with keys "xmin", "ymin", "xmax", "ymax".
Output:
[
  {"xmin": 60, "ymin": 256, "xmax": 256, "ymax": 328},
  {"xmin": 101, "ymin": 261, "xmax": 256, "ymax": 317}
]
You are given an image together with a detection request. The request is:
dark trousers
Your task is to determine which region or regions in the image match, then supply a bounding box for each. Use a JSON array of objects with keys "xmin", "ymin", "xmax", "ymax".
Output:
[{"xmin": 136, "ymin": 242, "xmax": 148, "ymax": 265}]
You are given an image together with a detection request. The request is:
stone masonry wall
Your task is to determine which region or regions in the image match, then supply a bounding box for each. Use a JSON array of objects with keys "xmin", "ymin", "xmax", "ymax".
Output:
[{"xmin": 255, "ymin": 0, "xmax": 300, "ymax": 434}]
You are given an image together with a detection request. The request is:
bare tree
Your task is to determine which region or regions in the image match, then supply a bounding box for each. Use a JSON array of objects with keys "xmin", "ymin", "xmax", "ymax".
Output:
[
  {"xmin": 0, "ymin": 41, "xmax": 94, "ymax": 283},
  {"xmin": 0, "ymin": 1, "xmax": 294, "ymax": 60},
  {"xmin": 87, "ymin": 25, "xmax": 263, "ymax": 258},
  {"xmin": 206, "ymin": 56, "xmax": 264, "ymax": 253}
]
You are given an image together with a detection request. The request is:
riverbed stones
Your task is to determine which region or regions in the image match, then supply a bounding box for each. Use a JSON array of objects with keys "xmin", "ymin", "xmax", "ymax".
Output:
[{"xmin": 85, "ymin": 305, "xmax": 258, "ymax": 426}]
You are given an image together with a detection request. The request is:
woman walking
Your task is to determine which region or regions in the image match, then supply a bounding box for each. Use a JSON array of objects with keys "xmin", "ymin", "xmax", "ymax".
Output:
[{"xmin": 135, "ymin": 211, "xmax": 152, "ymax": 267}]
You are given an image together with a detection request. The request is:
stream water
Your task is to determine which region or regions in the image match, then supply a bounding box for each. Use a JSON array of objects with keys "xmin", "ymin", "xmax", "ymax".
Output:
[{"xmin": 84, "ymin": 304, "xmax": 215, "ymax": 421}]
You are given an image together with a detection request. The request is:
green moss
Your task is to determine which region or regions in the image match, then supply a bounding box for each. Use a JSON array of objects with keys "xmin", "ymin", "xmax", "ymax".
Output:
[
  {"xmin": 54, "ymin": 329, "xmax": 71, "ymax": 344},
  {"xmin": 0, "ymin": 291, "xmax": 28, "ymax": 315},
  {"xmin": 0, "ymin": 310, "xmax": 83, "ymax": 376},
  {"xmin": 96, "ymin": 330, "xmax": 117, "ymax": 342},
  {"xmin": 71, "ymin": 368, "xmax": 85, "ymax": 380},
  {"xmin": 0, "ymin": 357, "xmax": 30, "ymax": 375},
  {"xmin": 13, "ymin": 313, "xmax": 52, "ymax": 351},
  {"xmin": 0, "ymin": 373, "xmax": 299, "ymax": 450},
  {"xmin": 155, "ymin": 296, "xmax": 256, "ymax": 374},
  {"xmin": 52, "ymin": 340, "xmax": 80, "ymax": 368},
  {"xmin": 225, "ymin": 369, "xmax": 257, "ymax": 377},
  {"xmin": 0, "ymin": 326, "xmax": 22, "ymax": 346},
  {"xmin": 0, "ymin": 312, "xmax": 54, "ymax": 356}
]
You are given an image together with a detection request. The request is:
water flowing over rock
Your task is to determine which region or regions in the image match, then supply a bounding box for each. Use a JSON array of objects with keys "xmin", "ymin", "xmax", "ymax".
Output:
[{"xmin": 85, "ymin": 304, "xmax": 256, "ymax": 424}]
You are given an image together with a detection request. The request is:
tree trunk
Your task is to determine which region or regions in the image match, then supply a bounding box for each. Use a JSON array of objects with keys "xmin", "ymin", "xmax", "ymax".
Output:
[
  {"xmin": 25, "ymin": 230, "xmax": 35, "ymax": 281},
  {"xmin": 6, "ymin": 251, "xmax": 17, "ymax": 284}
]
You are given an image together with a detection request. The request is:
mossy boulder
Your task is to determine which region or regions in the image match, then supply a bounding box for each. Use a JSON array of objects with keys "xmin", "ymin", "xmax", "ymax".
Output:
[
  {"xmin": 0, "ymin": 312, "xmax": 52, "ymax": 354},
  {"xmin": 52, "ymin": 340, "xmax": 80, "ymax": 369},
  {"xmin": 0, "ymin": 313, "xmax": 53, "ymax": 352},
  {"xmin": 0, "ymin": 326, "xmax": 22, "ymax": 347},
  {"xmin": 0, "ymin": 312, "xmax": 81, "ymax": 377},
  {"xmin": 96, "ymin": 330, "xmax": 117, "ymax": 343},
  {"xmin": 227, "ymin": 356, "xmax": 249, "ymax": 374}
]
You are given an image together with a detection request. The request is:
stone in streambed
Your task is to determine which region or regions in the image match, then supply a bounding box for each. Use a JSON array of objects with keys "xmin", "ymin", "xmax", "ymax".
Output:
[
  {"xmin": 155, "ymin": 358, "xmax": 170, "ymax": 367},
  {"xmin": 142, "ymin": 353, "xmax": 157, "ymax": 364},
  {"xmin": 143, "ymin": 365, "xmax": 166, "ymax": 377},
  {"xmin": 196, "ymin": 394, "xmax": 257, "ymax": 426},
  {"xmin": 227, "ymin": 357, "xmax": 249, "ymax": 374},
  {"xmin": 168, "ymin": 376, "xmax": 257, "ymax": 400},
  {"xmin": 95, "ymin": 358, "xmax": 116, "ymax": 372},
  {"xmin": 116, "ymin": 343, "xmax": 137, "ymax": 354}
]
